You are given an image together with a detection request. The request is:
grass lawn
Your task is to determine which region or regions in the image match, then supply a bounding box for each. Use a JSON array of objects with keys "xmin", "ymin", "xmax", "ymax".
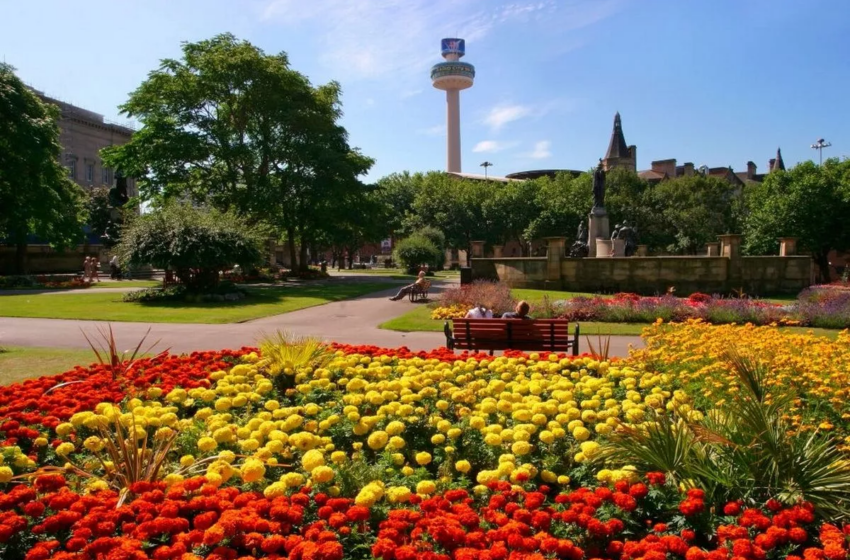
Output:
[
  {"xmin": 0, "ymin": 280, "xmax": 161, "ymax": 291},
  {"xmin": 0, "ymin": 346, "xmax": 100, "ymax": 386},
  {"xmin": 338, "ymin": 268, "xmax": 460, "ymax": 279},
  {"xmin": 0, "ymin": 282, "xmax": 393, "ymax": 324}
]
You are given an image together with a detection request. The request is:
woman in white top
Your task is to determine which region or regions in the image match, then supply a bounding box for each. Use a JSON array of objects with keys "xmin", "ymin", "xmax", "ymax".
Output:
[{"xmin": 465, "ymin": 304, "xmax": 493, "ymax": 319}]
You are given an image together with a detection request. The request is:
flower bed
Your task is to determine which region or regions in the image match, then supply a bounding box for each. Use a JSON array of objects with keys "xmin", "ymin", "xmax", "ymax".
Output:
[
  {"xmin": 2, "ymin": 329, "xmax": 850, "ymax": 559},
  {"xmin": 0, "ymin": 275, "xmax": 90, "ymax": 291},
  {"xmin": 431, "ymin": 288, "xmax": 850, "ymax": 329}
]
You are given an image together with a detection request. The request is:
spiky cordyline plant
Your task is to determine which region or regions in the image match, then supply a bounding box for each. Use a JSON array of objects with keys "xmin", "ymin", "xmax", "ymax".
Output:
[
  {"xmin": 257, "ymin": 331, "xmax": 334, "ymax": 391},
  {"xmin": 606, "ymin": 349, "xmax": 850, "ymax": 519},
  {"xmin": 584, "ymin": 331, "xmax": 612, "ymax": 361},
  {"xmin": 80, "ymin": 324, "xmax": 165, "ymax": 381}
]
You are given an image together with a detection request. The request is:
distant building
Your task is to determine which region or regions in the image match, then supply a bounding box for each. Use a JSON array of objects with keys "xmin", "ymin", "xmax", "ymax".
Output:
[
  {"xmin": 600, "ymin": 112, "xmax": 783, "ymax": 188},
  {"xmin": 35, "ymin": 92, "xmax": 137, "ymax": 198}
]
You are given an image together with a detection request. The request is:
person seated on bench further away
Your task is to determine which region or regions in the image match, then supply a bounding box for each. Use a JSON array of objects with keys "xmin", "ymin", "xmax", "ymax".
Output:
[
  {"xmin": 389, "ymin": 271, "xmax": 427, "ymax": 301},
  {"xmin": 501, "ymin": 300, "xmax": 532, "ymax": 319},
  {"xmin": 465, "ymin": 303, "xmax": 493, "ymax": 319}
]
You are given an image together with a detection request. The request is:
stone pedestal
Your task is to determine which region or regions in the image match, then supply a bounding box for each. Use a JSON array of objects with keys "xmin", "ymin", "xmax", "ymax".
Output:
[
  {"xmin": 492, "ymin": 245, "xmax": 503, "ymax": 258},
  {"xmin": 544, "ymin": 237, "xmax": 566, "ymax": 282},
  {"xmin": 718, "ymin": 234, "xmax": 742, "ymax": 260},
  {"xmin": 588, "ymin": 211, "xmax": 610, "ymax": 258},
  {"xmin": 779, "ymin": 237, "xmax": 797, "ymax": 256},
  {"xmin": 612, "ymin": 238, "xmax": 626, "ymax": 257},
  {"xmin": 706, "ymin": 242, "xmax": 720, "ymax": 257},
  {"xmin": 471, "ymin": 241, "xmax": 485, "ymax": 258},
  {"xmin": 636, "ymin": 245, "xmax": 648, "ymax": 257},
  {"xmin": 596, "ymin": 239, "xmax": 613, "ymax": 258}
]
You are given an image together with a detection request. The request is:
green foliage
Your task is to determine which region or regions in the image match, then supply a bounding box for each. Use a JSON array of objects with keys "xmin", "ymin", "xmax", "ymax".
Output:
[
  {"xmin": 744, "ymin": 159, "xmax": 850, "ymax": 281},
  {"xmin": 417, "ymin": 226, "xmax": 446, "ymax": 253},
  {"xmin": 86, "ymin": 187, "xmax": 123, "ymax": 248},
  {"xmin": 102, "ymin": 33, "xmax": 374, "ymax": 271},
  {"xmin": 393, "ymin": 234, "xmax": 443, "ymax": 274},
  {"xmin": 0, "ymin": 63, "xmax": 86, "ymax": 272},
  {"xmin": 116, "ymin": 203, "xmax": 263, "ymax": 291},
  {"xmin": 607, "ymin": 351, "xmax": 850, "ymax": 518}
]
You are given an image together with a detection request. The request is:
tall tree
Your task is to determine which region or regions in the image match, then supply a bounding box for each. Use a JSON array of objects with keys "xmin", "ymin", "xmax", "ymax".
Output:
[
  {"xmin": 0, "ymin": 64, "xmax": 86, "ymax": 273},
  {"xmin": 744, "ymin": 159, "xmax": 850, "ymax": 282},
  {"xmin": 483, "ymin": 179, "xmax": 541, "ymax": 255},
  {"xmin": 102, "ymin": 34, "xmax": 372, "ymax": 270}
]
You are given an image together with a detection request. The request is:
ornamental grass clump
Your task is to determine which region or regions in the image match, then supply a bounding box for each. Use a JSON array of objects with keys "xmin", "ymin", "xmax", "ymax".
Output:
[
  {"xmin": 607, "ymin": 350, "xmax": 850, "ymax": 519},
  {"xmin": 257, "ymin": 331, "xmax": 333, "ymax": 392}
]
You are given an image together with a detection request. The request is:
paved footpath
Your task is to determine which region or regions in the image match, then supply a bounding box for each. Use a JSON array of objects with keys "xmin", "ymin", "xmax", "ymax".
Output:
[{"xmin": 0, "ymin": 280, "xmax": 644, "ymax": 357}]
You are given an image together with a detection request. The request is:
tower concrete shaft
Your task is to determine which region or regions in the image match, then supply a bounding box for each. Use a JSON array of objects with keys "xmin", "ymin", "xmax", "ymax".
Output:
[{"xmin": 446, "ymin": 89, "xmax": 461, "ymax": 173}]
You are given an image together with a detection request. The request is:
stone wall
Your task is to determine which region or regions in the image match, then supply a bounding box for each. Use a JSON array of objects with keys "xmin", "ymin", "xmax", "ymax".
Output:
[
  {"xmin": 0, "ymin": 246, "xmax": 103, "ymax": 275},
  {"xmin": 471, "ymin": 235, "xmax": 813, "ymax": 296}
]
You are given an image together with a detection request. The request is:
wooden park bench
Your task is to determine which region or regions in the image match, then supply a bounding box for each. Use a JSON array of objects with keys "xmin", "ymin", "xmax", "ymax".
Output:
[
  {"xmin": 444, "ymin": 318, "xmax": 580, "ymax": 356},
  {"xmin": 409, "ymin": 280, "xmax": 431, "ymax": 302}
]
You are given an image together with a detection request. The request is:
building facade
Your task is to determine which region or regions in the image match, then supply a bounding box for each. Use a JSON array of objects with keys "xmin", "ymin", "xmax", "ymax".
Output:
[{"xmin": 36, "ymin": 93, "xmax": 136, "ymax": 197}]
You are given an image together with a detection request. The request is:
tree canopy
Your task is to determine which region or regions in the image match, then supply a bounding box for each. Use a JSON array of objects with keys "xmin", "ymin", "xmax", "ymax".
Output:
[
  {"xmin": 744, "ymin": 158, "xmax": 850, "ymax": 281},
  {"xmin": 0, "ymin": 63, "xmax": 86, "ymax": 273},
  {"xmin": 102, "ymin": 34, "xmax": 374, "ymax": 270},
  {"xmin": 117, "ymin": 203, "xmax": 263, "ymax": 291}
]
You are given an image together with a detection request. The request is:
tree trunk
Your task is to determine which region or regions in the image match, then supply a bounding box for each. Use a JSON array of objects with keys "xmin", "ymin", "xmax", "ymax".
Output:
[
  {"xmin": 287, "ymin": 228, "xmax": 298, "ymax": 271},
  {"xmin": 299, "ymin": 240, "xmax": 309, "ymax": 272},
  {"xmin": 14, "ymin": 241, "xmax": 28, "ymax": 275}
]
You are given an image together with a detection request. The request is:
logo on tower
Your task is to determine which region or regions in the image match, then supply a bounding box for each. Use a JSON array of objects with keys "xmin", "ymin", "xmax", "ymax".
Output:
[{"xmin": 441, "ymin": 38, "xmax": 465, "ymax": 57}]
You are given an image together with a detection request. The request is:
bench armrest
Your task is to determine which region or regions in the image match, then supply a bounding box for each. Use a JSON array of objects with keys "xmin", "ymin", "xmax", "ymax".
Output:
[{"xmin": 444, "ymin": 321, "xmax": 454, "ymax": 351}]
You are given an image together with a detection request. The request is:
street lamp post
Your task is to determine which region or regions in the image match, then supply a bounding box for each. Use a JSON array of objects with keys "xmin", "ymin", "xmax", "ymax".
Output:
[
  {"xmin": 810, "ymin": 138, "xmax": 832, "ymax": 165},
  {"xmin": 480, "ymin": 161, "xmax": 494, "ymax": 179}
]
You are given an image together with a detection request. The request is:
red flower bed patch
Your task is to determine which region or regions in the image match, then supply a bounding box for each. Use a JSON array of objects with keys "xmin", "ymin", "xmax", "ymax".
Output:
[{"xmin": 0, "ymin": 474, "xmax": 846, "ymax": 560}]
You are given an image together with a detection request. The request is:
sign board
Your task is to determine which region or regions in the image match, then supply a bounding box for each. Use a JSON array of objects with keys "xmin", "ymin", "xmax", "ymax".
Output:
[
  {"xmin": 441, "ymin": 38, "xmax": 465, "ymax": 57},
  {"xmin": 381, "ymin": 239, "xmax": 392, "ymax": 250}
]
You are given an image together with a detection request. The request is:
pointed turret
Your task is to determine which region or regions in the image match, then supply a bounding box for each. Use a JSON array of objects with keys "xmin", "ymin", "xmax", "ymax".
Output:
[
  {"xmin": 770, "ymin": 147, "xmax": 785, "ymax": 172},
  {"xmin": 602, "ymin": 112, "xmax": 636, "ymax": 172}
]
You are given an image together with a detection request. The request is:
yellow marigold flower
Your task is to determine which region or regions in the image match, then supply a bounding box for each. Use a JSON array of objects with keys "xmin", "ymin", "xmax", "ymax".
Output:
[
  {"xmin": 282, "ymin": 472, "xmax": 305, "ymax": 488},
  {"xmin": 511, "ymin": 441, "xmax": 532, "ymax": 456},
  {"xmin": 180, "ymin": 455, "xmax": 195, "ymax": 468},
  {"xmin": 264, "ymin": 481, "xmax": 288, "ymax": 499},
  {"xmin": 572, "ymin": 427, "xmax": 591, "ymax": 441},
  {"xmin": 311, "ymin": 466, "xmax": 335, "ymax": 484},
  {"xmin": 416, "ymin": 480, "xmax": 436, "ymax": 495},
  {"xmin": 302, "ymin": 449, "xmax": 325, "ymax": 471},
  {"xmin": 455, "ymin": 460, "xmax": 471, "ymax": 473},
  {"xmin": 56, "ymin": 442, "xmax": 75, "ymax": 456},
  {"xmin": 0, "ymin": 466, "xmax": 13, "ymax": 483},
  {"xmin": 55, "ymin": 423, "xmax": 74, "ymax": 437},
  {"xmin": 367, "ymin": 431, "xmax": 389, "ymax": 450},
  {"xmin": 83, "ymin": 436, "xmax": 104, "ymax": 452},
  {"xmin": 415, "ymin": 452, "xmax": 432, "ymax": 465},
  {"xmin": 387, "ymin": 486, "xmax": 412, "ymax": 503}
]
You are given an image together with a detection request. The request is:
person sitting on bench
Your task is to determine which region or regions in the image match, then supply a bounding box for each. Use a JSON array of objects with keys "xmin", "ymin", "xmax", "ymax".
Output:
[
  {"xmin": 501, "ymin": 300, "xmax": 532, "ymax": 319},
  {"xmin": 389, "ymin": 271, "xmax": 427, "ymax": 301},
  {"xmin": 465, "ymin": 303, "xmax": 493, "ymax": 319}
]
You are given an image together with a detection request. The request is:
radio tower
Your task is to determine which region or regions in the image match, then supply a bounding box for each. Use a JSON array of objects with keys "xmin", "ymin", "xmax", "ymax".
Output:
[{"xmin": 431, "ymin": 38, "xmax": 475, "ymax": 173}]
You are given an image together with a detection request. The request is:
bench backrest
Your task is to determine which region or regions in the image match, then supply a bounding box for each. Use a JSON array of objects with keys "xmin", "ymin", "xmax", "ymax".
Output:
[{"xmin": 452, "ymin": 318, "xmax": 572, "ymax": 352}]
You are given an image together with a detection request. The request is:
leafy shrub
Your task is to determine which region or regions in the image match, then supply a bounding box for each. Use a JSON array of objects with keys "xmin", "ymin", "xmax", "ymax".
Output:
[
  {"xmin": 122, "ymin": 286, "xmax": 186, "ymax": 303},
  {"xmin": 417, "ymin": 226, "xmax": 446, "ymax": 253},
  {"xmin": 117, "ymin": 203, "xmax": 263, "ymax": 292},
  {"xmin": 437, "ymin": 280, "xmax": 516, "ymax": 315},
  {"xmin": 393, "ymin": 234, "xmax": 443, "ymax": 274}
]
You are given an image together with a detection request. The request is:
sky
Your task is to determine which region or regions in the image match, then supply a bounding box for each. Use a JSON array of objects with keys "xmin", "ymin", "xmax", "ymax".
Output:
[{"xmin": 2, "ymin": 0, "xmax": 849, "ymax": 182}]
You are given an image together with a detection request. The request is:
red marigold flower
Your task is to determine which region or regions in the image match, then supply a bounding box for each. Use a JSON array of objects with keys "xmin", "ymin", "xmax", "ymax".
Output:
[{"xmin": 789, "ymin": 527, "xmax": 809, "ymax": 544}]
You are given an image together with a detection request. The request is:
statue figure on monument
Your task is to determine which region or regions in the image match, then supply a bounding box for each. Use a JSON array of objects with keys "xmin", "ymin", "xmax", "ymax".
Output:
[
  {"xmin": 611, "ymin": 223, "xmax": 621, "ymax": 241},
  {"xmin": 616, "ymin": 221, "xmax": 639, "ymax": 257},
  {"xmin": 592, "ymin": 159, "xmax": 606, "ymax": 214},
  {"xmin": 569, "ymin": 219, "xmax": 590, "ymax": 258}
]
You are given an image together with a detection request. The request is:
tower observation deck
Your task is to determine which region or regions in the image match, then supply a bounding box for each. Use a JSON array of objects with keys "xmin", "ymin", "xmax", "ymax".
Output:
[{"xmin": 431, "ymin": 38, "xmax": 475, "ymax": 173}]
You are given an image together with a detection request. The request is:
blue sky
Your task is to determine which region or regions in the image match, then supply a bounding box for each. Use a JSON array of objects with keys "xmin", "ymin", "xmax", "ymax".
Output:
[{"xmin": 2, "ymin": 0, "xmax": 848, "ymax": 181}]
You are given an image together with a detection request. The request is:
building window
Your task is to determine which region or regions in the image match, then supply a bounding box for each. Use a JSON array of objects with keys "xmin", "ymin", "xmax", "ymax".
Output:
[
  {"xmin": 68, "ymin": 160, "xmax": 76, "ymax": 179},
  {"xmin": 86, "ymin": 163, "xmax": 95, "ymax": 183},
  {"xmin": 102, "ymin": 167, "xmax": 111, "ymax": 185}
]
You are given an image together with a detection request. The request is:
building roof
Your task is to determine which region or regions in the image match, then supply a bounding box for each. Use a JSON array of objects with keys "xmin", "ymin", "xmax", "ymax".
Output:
[
  {"xmin": 446, "ymin": 172, "xmax": 522, "ymax": 183},
  {"xmin": 35, "ymin": 91, "xmax": 135, "ymax": 136},
  {"xmin": 638, "ymin": 169, "xmax": 666, "ymax": 181},
  {"xmin": 771, "ymin": 147, "xmax": 786, "ymax": 172},
  {"xmin": 604, "ymin": 112, "xmax": 630, "ymax": 161},
  {"xmin": 505, "ymin": 169, "xmax": 582, "ymax": 180}
]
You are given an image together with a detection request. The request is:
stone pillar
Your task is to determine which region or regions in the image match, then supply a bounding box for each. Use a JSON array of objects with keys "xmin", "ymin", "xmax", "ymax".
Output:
[
  {"xmin": 596, "ymin": 239, "xmax": 613, "ymax": 258},
  {"xmin": 492, "ymin": 245, "xmax": 503, "ymax": 258},
  {"xmin": 544, "ymin": 237, "xmax": 565, "ymax": 282},
  {"xmin": 778, "ymin": 237, "xmax": 797, "ymax": 256},
  {"xmin": 718, "ymin": 234, "xmax": 742, "ymax": 260},
  {"xmin": 588, "ymin": 211, "xmax": 610, "ymax": 258},
  {"xmin": 636, "ymin": 245, "xmax": 648, "ymax": 257},
  {"xmin": 612, "ymin": 238, "xmax": 626, "ymax": 257},
  {"xmin": 706, "ymin": 242, "xmax": 720, "ymax": 257},
  {"xmin": 471, "ymin": 241, "xmax": 485, "ymax": 258}
]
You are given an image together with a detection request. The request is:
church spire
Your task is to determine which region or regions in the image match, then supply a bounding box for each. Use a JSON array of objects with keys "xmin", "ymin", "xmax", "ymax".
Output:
[
  {"xmin": 604, "ymin": 112, "xmax": 630, "ymax": 161},
  {"xmin": 771, "ymin": 147, "xmax": 785, "ymax": 172}
]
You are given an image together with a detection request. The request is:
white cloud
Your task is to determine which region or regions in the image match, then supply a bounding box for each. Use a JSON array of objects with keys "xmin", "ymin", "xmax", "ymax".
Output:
[
  {"xmin": 473, "ymin": 140, "xmax": 518, "ymax": 153},
  {"xmin": 483, "ymin": 104, "xmax": 533, "ymax": 131},
  {"xmin": 524, "ymin": 141, "xmax": 552, "ymax": 159},
  {"xmin": 418, "ymin": 124, "xmax": 446, "ymax": 136},
  {"xmin": 259, "ymin": 0, "xmax": 621, "ymax": 85},
  {"xmin": 400, "ymin": 89, "xmax": 423, "ymax": 99}
]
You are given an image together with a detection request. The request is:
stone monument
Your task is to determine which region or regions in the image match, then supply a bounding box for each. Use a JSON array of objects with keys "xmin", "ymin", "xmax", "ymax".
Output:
[
  {"xmin": 588, "ymin": 159, "xmax": 610, "ymax": 257},
  {"xmin": 568, "ymin": 220, "xmax": 589, "ymax": 258}
]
